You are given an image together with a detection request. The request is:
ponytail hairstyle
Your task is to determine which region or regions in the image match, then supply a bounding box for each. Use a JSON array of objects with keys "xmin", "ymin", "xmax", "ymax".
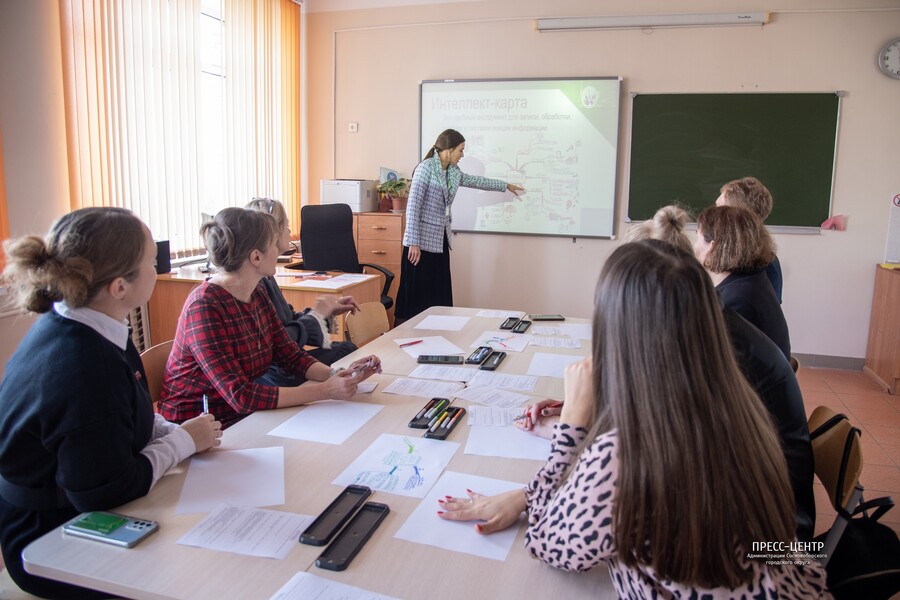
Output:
[
  {"xmin": 423, "ymin": 129, "xmax": 465, "ymax": 160},
  {"xmin": 2, "ymin": 207, "xmax": 147, "ymax": 313},
  {"xmin": 622, "ymin": 205, "xmax": 694, "ymax": 254},
  {"xmin": 201, "ymin": 207, "xmax": 277, "ymax": 272}
]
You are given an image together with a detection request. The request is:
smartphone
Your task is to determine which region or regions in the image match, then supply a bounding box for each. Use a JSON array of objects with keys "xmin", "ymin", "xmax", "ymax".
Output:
[
  {"xmin": 316, "ymin": 502, "xmax": 390, "ymax": 571},
  {"xmin": 62, "ymin": 512, "xmax": 158, "ymax": 548},
  {"xmin": 416, "ymin": 355, "xmax": 464, "ymax": 365},
  {"xmin": 530, "ymin": 314, "xmax": 565, "ymax": 321},
  {"xmin": 511, "ymin": 320, "xmax": 532, "ymax": 333},
  {"xmin": 299, "ymin": 485, "xmax": 372, "ymax": 546},
  {"xmin": 500, "ymin": 317, "xmax": 520, "ymax": 330},
  {"xmin": 480, "ymin": 351, "xmax": 506, "ymax": 371},
  {"xmin": 466, "ymin": 346, "xmax": 493, "ymax": 365}
]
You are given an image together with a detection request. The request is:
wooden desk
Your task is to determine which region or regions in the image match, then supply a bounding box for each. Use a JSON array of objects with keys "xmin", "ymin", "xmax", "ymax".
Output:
[
  {"xmin": 23, "ymin": 307, "xmax": 613, "ymax": 599},
  {"xmin": 147, "ymin": 265, "xmax": 383, "ymax": 346},
  {"xmin": 864, "ymin": 264, "xmax": 900, "ymax": 394}
]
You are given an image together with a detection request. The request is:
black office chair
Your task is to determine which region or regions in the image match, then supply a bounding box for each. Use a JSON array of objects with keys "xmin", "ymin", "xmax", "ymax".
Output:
[{"xmin": 299, "ymin": 204, "xmax": 395, "ymax": 310}]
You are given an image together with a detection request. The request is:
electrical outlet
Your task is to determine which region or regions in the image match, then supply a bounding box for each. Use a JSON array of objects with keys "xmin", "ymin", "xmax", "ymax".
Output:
[{"xmin": 348, "ymin": 122, "xmax": 358, "ymax": 133}]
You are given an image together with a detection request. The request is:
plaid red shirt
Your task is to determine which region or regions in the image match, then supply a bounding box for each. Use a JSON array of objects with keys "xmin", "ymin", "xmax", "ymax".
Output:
[{"xmin": 158, "ymin": 281, "xmax": 318, "ymax": 428}]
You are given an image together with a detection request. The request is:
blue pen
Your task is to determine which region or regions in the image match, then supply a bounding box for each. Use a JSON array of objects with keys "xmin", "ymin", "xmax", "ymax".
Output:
[{"xmin": 202, "ymin": 394, "xmax": 209, "ymax": 414}]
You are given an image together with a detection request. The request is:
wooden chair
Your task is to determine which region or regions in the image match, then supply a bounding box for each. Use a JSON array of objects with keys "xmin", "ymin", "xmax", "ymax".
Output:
[
  {"xmin": 345, "ymin": 302, "xmax": 390, "ymax": 346},
  {"xmin": 140, "ymin": 340, "xmax": 174, "ymax": 410}
]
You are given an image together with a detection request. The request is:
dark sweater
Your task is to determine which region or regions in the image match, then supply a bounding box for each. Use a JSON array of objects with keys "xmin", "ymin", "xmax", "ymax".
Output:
[
  {"xmin": 724, "ymin": 308, "xmax": 815, "ymax": 542},
  {"xmin": 0, "ymin": 311, "xmax": 155, "ymax": 597},
  {"xmin": 717, "ymin": 269, "xmax": 791, "ymax": 360}
]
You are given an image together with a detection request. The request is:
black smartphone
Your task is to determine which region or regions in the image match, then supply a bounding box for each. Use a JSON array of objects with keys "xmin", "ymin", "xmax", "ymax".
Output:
[
  {"xmin": 315, "ymin": 502, "xmax": 390, "ymax": 571},
  {"xmin": 299, "ymin": 485, "xmax": 372, "ymax": 546},
  {"xmin": 511, "ymin": 320, "xmax": 532, "ymax": 333},
  {"xmin": 530, "ymin": 314, "xmax": 565, "ymax": 321},
  {"xmin": 466, "ymin": 346, "xmax": 493, "ymax": 365},
  {"xmin": 500, "ymin": 317, "xmax": 520, "ymax": 330},
  {"xmin": 424, "ymin": 407, "xmax": 466, "ymax": 440},
  {"xmin": 416, "ymin": 355, "xmax": 464, "ymax": 364},
  {"xmin": 480, "ymin": 351, "xmax": 506, "ymax": 371}
]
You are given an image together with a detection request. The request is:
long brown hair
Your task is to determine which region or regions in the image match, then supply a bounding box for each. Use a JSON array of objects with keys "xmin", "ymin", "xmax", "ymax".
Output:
[
  {"xmin": 2, "ymin": 207, "xmax": 147, "ymax": 313},
  {"xmin": 423, "ymin": 128, "xmax": 465, "ymax": 160},
  {"xmin": 585, "ymin": 240, "xmax": 794, "ymax": 588},
  {"xmin": 201, "ymin": 207, "xmax": 277, "ymax": 272},
  {"xmin": 697, "ymin": 205, "xmax": 776, "ymax": 273}
]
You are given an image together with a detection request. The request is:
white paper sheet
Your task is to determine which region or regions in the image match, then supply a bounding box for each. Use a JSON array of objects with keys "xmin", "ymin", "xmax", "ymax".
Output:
[
  {"xmin": 532, "ymin": 325, "xmax": 562, "ymax": 335},
  {"xmin": 333, "ymin": 434, "xmax": 459, "ymax": 497},
  {"xmin": 270, "ymin": 572, "xmax": 400, "ymax": 600},
  {"xmin": 394, "ymin": 471, "xmax": 525, "ymax": 561},
  {"xmin": 465, "ymin": 425, "xmax": 551, "ymax": 461},
  {"xmin": 177, "ymin": 447, "xmax": 285, "ymax": 515},
  {"xmin": 266, "ymin": 400, "xmax": 384, "ymax": 445},
  {"xmin": 526, "ymin": 352, "xmax": 583, "ymax": 378},
  {"xmin": 475, "ymin": 309, "xmax": 525, "ymax": 318},
  {"xmin": 467, "ymin": 406, "xmax": 526, "ymax": 426},
  {"xmin": 468, "ymin": 331, "xmax": 531, "ymax": 352},
  {"xmin": 177, "ymin": 504, "xmax": 313, "ymax": 559},
  {"xmin": 357, "ymin": 381, "xmax": 377, "ymax": 394},
  {"xmin": 529, "ymin": 336, "xmax": 582, "ymax": 349},
  {"xmin": 393, "ymin": 336, "xmax": 465, "ymax": 358},
  {"xmin": 453, "ymin": 385, "xmax": 532, "ymax": 408},
  {"xmin": 468, "ymin": 370, "xmax": 538, "ymax": 392},
  {"xmin": 560, "ymin": 323, "xmax": 592, "ymax": 340},
  {"xmin": 415, "ymin": 315, "xmax": 471, "ymax": 331},
  {"xmin": 409, "ymin": 364, "xmax": 477, "ymax": 382},
  {"xmin": 382, "ymin": 377, "xmax": 465, "ymax": 398}
]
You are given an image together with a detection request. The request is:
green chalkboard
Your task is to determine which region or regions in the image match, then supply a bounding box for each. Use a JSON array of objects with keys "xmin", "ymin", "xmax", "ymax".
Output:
[{"xmin": 628, "ymin": 93, "xmax": 840, "ymax": 227}]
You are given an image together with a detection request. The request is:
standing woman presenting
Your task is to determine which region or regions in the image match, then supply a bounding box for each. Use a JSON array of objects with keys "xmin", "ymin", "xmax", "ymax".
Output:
[{"xmin": 396, "ymin": 129, "xmax": 524, "ymax": 321}]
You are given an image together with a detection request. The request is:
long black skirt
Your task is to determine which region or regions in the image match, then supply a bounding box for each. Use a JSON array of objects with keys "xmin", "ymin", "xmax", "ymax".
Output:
[{"xmin": 395, "ymin": 236, "xmax": 452, "ymax": 320}]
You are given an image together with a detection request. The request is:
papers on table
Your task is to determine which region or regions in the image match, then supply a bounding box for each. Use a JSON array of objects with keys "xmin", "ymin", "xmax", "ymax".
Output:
[
  {"xmin": 270, "ymin": 572, "xmax": 400, "ymax": 600},
  {"xmin": 532, "ymin": 325, "xmax": 563, "ymax": 335},
  {"xmin": 409, "ymin": 364, "xmax": 476, "ymax": 383},
  {"xmin": 526, "ymin": 352, "xmax": 583, "ymax": 378},
  {"xmin": 393, "ymin": 336, "xmax": 464, "ymax": 358},
  {"xmin": 466, "ymin": 424, "xmax": 552, "ymax": 461},
  {"xmin": 333, "ymin": 434, "xmax": 459, "ymax": 498},
  {"xmin": 177, "ymin": 505, "xmax": 313, "ymax": 559},
  {"xmin": 469, "ymin": 370, "xmax": 538, "ymax": 392},
  {"xmin": 475, "ymin": 309, "xmax": 524, "ymax": 318},
  {"xmin": 177, "ymin": 447, "xmax": 285, "ymax": 515},
  {"xmin": 358, "ymin": 381, "xmax": 377, "ymax": 393},
  {"xmin": 394, "ymin": 471, "xmax": 525, "ymax": 561},
  {"xmin": 467, "ymin": 406, "xmax": 526, "ymax": 427},
  {"xmin": 382, "ymin": 377, "xmax": 465, "ymax": 398},
  {"xmin": 453, "ymin": 385, "xmax": 532, "ymax": 409},
  {"xmin": 415, "ymin": 315, "xmax": 471, "ymax": 331},
  {"xmin": 282, "ymin": 273, "xmax": 375, "ymax": 290},
  {"xmin": 529, "ymin": 336, "xmax": 582, "ymax": 349},
  {"xmin": 266, "ymin": 400, "xmax": 383, "ymax": 445},
  {"xmin": 468, "ymin": 331, "xmax": 531, "ymax": 353},
  {"xmin": 560, "ymin": 322, "xmax": 592, "ymax": 340}
]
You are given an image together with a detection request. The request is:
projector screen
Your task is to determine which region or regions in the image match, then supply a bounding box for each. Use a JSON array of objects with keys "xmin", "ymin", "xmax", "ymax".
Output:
[{"xmin": 420, "ymin": 77, "xmax": 621, "ymax": 238}]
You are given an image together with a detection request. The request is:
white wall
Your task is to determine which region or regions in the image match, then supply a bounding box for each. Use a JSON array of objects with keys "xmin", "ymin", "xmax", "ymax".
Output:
[{"xmin": 308, "ymin": 0, "xmax": 900, "ymax": 360}]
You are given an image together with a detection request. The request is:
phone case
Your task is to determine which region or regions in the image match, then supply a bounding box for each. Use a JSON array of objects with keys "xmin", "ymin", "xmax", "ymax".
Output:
[
  {"xmin": 530, "ymin": 314, "xmax": 565, "ymax": 321},
  {"xmin": 299, "ymin": 485, "xmax": 372, "ymax": 546},
  {"xmin": 416, "ymin": 355, "xmax": 464, "ymax": 364},
  {"xmin": 408, "ymin": 398, "xmax": 451, "ymax": 429},
  {"xmin": 423, "ymin": 407, "xmax": 466, "ymax": 440},
  {"xmin": 465, "ymin": 346, "xmax": 493, "ymax": 365},
  {"xmin": 480, "ymin": 351, "xmax": 506, "ymax": 370},
  {"xmin": 63, "ymin": 512, "xmax": 158, "ymax": 548},
  {"xmin": 500, "ymin": 317, "xmax": 520, "ymax": 330},
  {"xmin": 315, "ymin": 502, "xmax": 390, "ymax": 571},
  {"xmin": 511, "ymin": 320, "xmax": 532, "ymax": 333}
]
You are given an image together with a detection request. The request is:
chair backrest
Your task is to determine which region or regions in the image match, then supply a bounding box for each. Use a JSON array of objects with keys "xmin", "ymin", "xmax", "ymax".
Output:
[
  {"xmin": 140, "ymin": 340, "xmax": 174, "ymax": 410},
  {"xmin": 809, "ymin": 405, "xmax": 864, "ymax": 513},
  {"xmin": 299, "ymin": 204, "xmax": 361, "ymax": 273},
  {"xmin": 345, "ymin": 302, "xmax": 390, "ymax": 346}
]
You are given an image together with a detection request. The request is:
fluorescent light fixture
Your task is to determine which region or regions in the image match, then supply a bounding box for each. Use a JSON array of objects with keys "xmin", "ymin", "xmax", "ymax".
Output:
[{"xmin": 536, "ymin": 12, "xmax": 769, "ymax": 32}]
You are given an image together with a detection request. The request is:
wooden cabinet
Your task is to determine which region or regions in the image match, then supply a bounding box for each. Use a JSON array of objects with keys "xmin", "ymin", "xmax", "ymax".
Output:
[
  {"xmin": 354, "ymin": 212, "xmax": 405, "ymax": 323},
  {"xmin": 864, "ymin": 265, "xmax": 900, "ymax": 394}
]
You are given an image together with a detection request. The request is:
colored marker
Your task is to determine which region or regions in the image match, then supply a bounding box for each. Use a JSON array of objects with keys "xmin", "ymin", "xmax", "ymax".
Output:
[
  {"xmin": 202, "ymin": 394, "xmax": 209, "ymax": 414},
  {"xmin": 415, "ymin": 399, "xmax": 436, "ymax": 420},
  {"xmin": 430, "ymin": 411, "xmax": 449, "ymax": 432},
  {"xmin": 442, "ymin": 407, "xmax": 459, "ymax": 428},
  {"xmin": 399, "ymin": 340, "xmax": 423, "ymax": 348},
  {"xmin": 425, "ymin": 398, "xmax": 448, "ymax": 419},
  {"xmin": 447, "ymin": 408, "xmax": 465, "ymax": 429}
]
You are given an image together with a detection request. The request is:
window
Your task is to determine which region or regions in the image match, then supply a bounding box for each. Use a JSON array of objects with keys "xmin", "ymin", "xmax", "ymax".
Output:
[{"xmin": 59, "ymin": 0, "xmax": 302, "ymax": 256}]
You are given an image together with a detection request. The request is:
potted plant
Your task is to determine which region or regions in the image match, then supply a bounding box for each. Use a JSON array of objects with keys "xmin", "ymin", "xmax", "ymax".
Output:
[{"xmin": 377, "ymin": 178, "xmax": 409, "ymax": 212}]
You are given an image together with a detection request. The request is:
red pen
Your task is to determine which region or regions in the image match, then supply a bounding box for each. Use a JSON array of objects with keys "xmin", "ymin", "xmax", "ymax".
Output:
[{"xmin": 399, "ymin": 339, "xmax": 423, "ymax": 348}]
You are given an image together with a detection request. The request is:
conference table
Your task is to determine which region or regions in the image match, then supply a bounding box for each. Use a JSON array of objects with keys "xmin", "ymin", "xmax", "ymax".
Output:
[{"xmin": 23, "ymin": 307, "xmax": 616, "ymax": 599}]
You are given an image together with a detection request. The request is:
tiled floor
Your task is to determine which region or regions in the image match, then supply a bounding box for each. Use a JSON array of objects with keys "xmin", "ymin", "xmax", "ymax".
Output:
[{"xmin": 798, "ymin": 367, "xmax": 900, "ymax": 539}]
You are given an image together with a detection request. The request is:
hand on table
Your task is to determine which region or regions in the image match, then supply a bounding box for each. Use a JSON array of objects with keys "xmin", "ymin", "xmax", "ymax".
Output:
[
  {"xmin": 437, "ymin": 488, "xmax": 527, "ymax": 535},
  {"xmin": 181, "ymin": 413, "xmax": 222, "ymax": 453},
  {"xmin": 514, "ymin": 398, "xmax": 563, "ymax": 439},
  {"xmin": 347, "ymin": 355, "xmax": 382, "ymax": 379}
]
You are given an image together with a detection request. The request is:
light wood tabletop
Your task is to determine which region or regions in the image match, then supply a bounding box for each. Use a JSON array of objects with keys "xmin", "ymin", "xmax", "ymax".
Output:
[{"xmin": 23, "ymin": 307, "xmax": 615, "ymax": 600}]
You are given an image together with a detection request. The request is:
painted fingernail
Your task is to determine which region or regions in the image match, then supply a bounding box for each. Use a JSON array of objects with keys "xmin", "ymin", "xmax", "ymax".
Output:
[
  {"xmin": 466, "ymin": 489, "xmax": 473, "ymax": 493},
  {"xmin": 438, "ymin": 499, "xmax": 445, "ymax": 504},
  {"xmin": 437, "ymin": 511, "xmax": 444, "ymax": 515},
  {"xmin": 475, "ymin": 524, "xmax": 483, "ymax": 533},
  {"xmin": 445, "ymin": 495, "xmax": 452, "ymax": 499}
]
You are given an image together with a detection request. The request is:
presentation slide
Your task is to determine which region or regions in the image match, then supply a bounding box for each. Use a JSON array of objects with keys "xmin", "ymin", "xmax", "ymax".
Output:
[{"xmin": 420, "ymin": 78, "xmax": 620, "ymax": 238}]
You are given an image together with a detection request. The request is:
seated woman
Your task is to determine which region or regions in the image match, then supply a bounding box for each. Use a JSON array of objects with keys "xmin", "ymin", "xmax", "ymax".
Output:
[
  {"xmin": 245, "ymin": 198, "xmax": 358, "ymax": 383},
  {"xmin": 0, "ymin": 207, "xmax": 222, "ymax": 598},
  {"xmin": 158, "ymin": 208, "xmax": 380, "ymax": 429},
  {"xmin": 440, "ymin": 241, "xmax": 831, "ymax": 598},
  {"xmin": 695, "ymin": 204, "xmax": 791, "ymax": 360}
]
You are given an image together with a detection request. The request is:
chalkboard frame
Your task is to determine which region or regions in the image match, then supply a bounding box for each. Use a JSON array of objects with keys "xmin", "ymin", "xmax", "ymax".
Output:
[{"xmin": 627, "ymin": 92, "xmax": 841, "ymax": 229}]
